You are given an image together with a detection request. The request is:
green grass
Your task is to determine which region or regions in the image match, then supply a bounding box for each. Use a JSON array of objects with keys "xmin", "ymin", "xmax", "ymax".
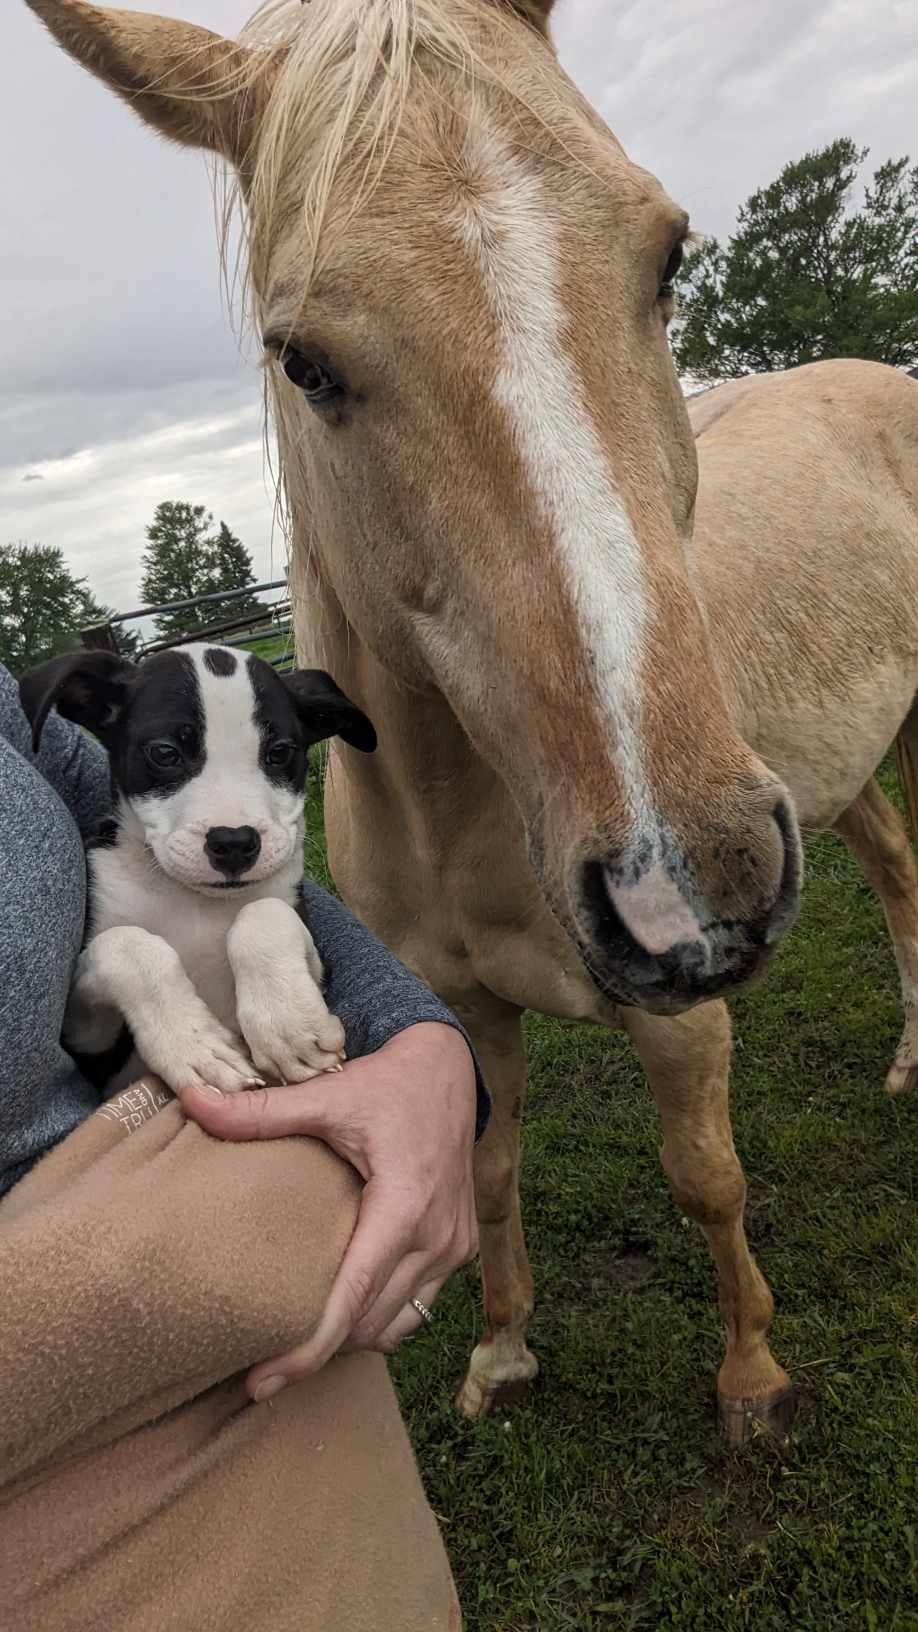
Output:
[
  {"xmin": 304, "ymin": 762, "xmax": 918, "ymax": 1630},
  {"xmin": 247, "ymin": 630, "xmax": 293, "ymax": 666}
]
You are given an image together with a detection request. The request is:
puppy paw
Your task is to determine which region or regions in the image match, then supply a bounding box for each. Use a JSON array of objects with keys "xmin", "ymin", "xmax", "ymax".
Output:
[
  {"xmin": 135, "ymin": 1004, "xmax": 263, "ymax": 1096},
  {"xmin": 238, "ymin": 1006, "xmax": 347, "ymax": 1085}
]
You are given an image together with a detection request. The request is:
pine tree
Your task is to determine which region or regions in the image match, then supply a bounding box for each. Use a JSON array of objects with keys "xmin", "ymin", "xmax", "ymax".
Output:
[
  {"xmin": 139, "ymin": 503, "xmax": 261, "ymax": 640},
  {"xmin": 204, "ymin": 521, "xmax": 264, "ymax": 627}
]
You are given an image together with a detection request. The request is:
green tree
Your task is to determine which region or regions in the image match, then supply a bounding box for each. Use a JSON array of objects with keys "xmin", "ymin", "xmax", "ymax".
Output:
[
  {"xmin": 204, "ymin": 520, "xmax": 264, "ymax": 628},
  {"xmin": 672, "ymin": 138, "xmax": 918, "ymax": 384},
  {"xmin": 140, "ymin": 502, "xmax": 262, "ymax": 640},
  {"xmin": 0, "ymin": 542, "xmax": 133, "ymax": 676}
]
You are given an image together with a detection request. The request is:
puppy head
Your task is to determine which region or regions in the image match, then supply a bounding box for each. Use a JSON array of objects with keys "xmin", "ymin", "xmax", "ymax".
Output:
[{"xmin": 20, "ymin": 644, "xmax": 375, "ymax": 895}]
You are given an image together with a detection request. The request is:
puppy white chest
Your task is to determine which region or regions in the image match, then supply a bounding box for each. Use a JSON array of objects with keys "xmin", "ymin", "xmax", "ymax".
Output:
[{"xmin": 89, "ymin": 848, "xmax": 243, "ymax": 1030}]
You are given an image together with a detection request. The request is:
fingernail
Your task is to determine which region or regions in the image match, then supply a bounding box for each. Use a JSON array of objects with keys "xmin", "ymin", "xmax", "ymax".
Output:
[
  {"xmin": 197, "ymin": 1083, "xmax": 223, "ymax": 1098},
  {"xmin": 253, "ymin": 1375, "xmax": 287, "ymax": 1403}
]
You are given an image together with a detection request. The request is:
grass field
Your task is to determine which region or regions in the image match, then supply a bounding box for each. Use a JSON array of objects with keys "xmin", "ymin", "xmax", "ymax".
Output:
[
  {"xmin": 239, "ymin": 627, "xmax": 295, "ymax": 669},
  {"xmin": 302, "ymin": 755, "xmax": 918, "ymax": 1632}
]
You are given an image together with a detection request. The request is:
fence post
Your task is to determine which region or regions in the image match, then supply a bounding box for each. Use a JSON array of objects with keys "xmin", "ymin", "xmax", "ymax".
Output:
[{"xmin": 80, "ymin": 623, "xmax": 120, "ymax": 653}]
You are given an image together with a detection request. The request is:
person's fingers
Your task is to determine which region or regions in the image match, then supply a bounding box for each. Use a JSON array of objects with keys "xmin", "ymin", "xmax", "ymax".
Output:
[
  {"xmin": 180, "ymin": 1078, "xmax": 340, "ymax": 1143},
  {"xmin": 178, "ymin": 1058, "xmax": 262, "ymax": 1096},
  {"xmin": 339, "ymin": 1255, "xmax": 443, "ymax": 1352},
  {"xmin": 347, "ymin": 1274, "xmax": 444, "ymax": 1355},
  {"xmin": 246, "ymin": 1187, "xmax": 412, "ymax": 1396}
]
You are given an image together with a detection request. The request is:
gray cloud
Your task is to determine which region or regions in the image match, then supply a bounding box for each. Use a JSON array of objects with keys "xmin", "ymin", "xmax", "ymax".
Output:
[
  {"xmin": 5, "ymin": 0, "xmax": 917, "ymax": 612},
  {"xmin": 555, "ymin": 0, "xmax": 918, "ymax": 240},
  {"xmin": 0, "ymin": 384, "xmax": 282, "ymax": 611}
]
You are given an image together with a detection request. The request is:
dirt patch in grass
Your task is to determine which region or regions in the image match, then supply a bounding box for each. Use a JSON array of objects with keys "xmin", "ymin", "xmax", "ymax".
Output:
[{"xmin": 561, "ymin": 1235, "xmax": 658, "ymax": 1304}]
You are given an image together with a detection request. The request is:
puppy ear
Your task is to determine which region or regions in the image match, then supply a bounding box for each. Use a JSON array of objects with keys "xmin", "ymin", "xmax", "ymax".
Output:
[
  {"xmin": 18, "ymin": 651, "xmax": 134, "ymax": 753},
  {"xmin": 284, "ymin": 669, "xmax": 377, "ymax": 753}
]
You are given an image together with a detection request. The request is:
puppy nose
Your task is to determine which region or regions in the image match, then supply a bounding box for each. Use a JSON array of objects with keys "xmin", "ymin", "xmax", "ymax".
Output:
[{"xmin": 204, "ymin": 825, "xmax": 262, "ymax": 877}]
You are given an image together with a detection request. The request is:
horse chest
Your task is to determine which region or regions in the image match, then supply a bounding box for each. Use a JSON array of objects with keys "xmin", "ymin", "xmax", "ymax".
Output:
[
  {"xmin": 354, "ymin": 860, "xmax": 618, "ymax": 1028},
  {"xmin": 470, "ymin": 918, "xmax": 620, "ymax": 1026},
  {"xmin": 328, "ymin": 777, "xmax": 620, "ymax": 1027}
]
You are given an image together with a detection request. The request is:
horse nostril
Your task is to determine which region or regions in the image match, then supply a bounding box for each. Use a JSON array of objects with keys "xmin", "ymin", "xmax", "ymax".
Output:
[
  {"xmin": 766, "ymin": 795, "xmax": 803, "ymax": 940},
  {"xmin": 204, "ymin": 825, "xmax": 262, "ymax": 876}
]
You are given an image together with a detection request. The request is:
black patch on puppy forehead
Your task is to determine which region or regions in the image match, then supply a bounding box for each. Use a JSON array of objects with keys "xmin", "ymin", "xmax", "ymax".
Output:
[
  {"xmin": 204, "ymin": 647, "xmax": 237, "ymax": 677},
  {"xmin": 113, "ymin": 650, "xmax": 206, "ymax": 800},
  {"xmin": 246, "ymin": 654, "xmax": 308, "ymax": 792}
]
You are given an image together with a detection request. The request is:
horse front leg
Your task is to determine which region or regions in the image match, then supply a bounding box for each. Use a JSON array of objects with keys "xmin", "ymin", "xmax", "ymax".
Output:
[
  {"xmin": 622, "ymin": 1000, "xmax": 795, "ymax": 1444},
  {"xmin": 455, "ymin": 1002, "xmax": 539, "ymax": 1419},
  {"xmin": 835, "ymin": 774, "xmax": 918, "ymax": 1096}
]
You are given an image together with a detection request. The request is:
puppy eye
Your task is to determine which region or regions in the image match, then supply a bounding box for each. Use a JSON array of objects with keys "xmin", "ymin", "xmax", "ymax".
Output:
[
  {"xmin": 266, "ymin": 741, "xmax": 295, "ymax": 768},
  {"xmin": 145, "ymin": 741, "xmax": 182, "ymax": 768}
]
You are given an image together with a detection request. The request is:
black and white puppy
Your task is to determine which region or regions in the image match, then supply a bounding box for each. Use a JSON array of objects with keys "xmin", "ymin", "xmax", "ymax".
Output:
[{"xmin": 20, "ymin": 643, "xmax": 376, "ymax": 1097}]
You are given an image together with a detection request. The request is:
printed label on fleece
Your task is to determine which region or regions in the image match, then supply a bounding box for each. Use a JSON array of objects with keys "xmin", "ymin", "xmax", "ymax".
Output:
[{"xmin": 98, "ymin": 1080, "xmax": 173, "ymax": 1134}]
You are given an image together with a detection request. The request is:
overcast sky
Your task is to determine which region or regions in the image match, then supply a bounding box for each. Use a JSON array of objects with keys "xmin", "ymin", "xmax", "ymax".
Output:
[{"xmin": 3, "ymin": 0, "xmax": 917, "ymax": 613}]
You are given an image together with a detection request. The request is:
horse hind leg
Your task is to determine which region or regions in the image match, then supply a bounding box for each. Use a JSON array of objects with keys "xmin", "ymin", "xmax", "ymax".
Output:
[
  {"xmin": 835, "ymin": 762, "xmax": 918, "ymax": 1095},
  {"xmin": 455, "ymin": 1004, "xmax": 539, "ymax": 1419},
  {"xmin": 622, "ymin": 1001, "xmax": 795, "ymax": 1444}
]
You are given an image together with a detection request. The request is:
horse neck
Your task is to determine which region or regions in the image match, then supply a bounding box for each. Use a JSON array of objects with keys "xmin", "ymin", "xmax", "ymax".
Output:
[{"xmin": 292, "ymin": 570, "xmax": 508, "ymax": 829}]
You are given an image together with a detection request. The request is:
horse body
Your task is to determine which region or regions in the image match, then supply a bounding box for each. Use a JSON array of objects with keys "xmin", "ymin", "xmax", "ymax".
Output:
[
  {"xmin": 25, "ymin": 0, "xmax": 918, "ymax": 1440},
  {"xmin": 318, "ymin": 356, "xmax": 918, "ymax": 1421},
  {"xmin": 691, "ymin": 363, "xmax": 918, "ymax": 833}
]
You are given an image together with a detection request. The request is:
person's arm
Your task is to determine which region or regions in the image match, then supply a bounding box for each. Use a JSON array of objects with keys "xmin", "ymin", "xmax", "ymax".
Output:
[
  {"xmin": 184, "ymin": 1022, "xmax": 480, "ymax": 1398},
  {"xmin": 186, "ymin": 883, "xmax": 492, "ymax": 1396},
  {"xmin": 223, "ymin": 880, "xmax": 488, "ymax": 1386},
  {"xmin": 0, "ymin": 1083, "xmax": 361, "ymax": 1486},
  {"xmin": 300, "ymin": 878, "xmax": 490, "ymax": 1141}
]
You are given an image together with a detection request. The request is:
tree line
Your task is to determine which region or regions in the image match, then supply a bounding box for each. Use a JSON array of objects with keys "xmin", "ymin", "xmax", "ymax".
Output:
[{"xmin": 1, "ymin": 502, "xmax": 265, "ymax": 676}]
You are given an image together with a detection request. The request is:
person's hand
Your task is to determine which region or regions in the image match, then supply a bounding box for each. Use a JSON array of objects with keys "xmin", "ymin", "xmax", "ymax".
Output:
[{"xmin": 180, "ymin": 1022, "xmax": 479, "ymax": 1400}]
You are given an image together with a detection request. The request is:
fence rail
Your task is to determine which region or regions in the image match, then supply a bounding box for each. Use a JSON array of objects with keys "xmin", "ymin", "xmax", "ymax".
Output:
[{"xmin": 81, "ymin": 578, "xmax": 296, "ymax": 672}]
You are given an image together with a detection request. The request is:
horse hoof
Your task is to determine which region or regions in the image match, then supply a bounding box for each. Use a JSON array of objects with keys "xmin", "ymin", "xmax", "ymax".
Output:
[
  {"xmin": 455, "ymin": 1348, "xmax": 539, "ymax": 1420},
  {"xmin": 885, "ymin": 1060, "xmax": 918, "ymax": 1096},
  {"xmin": 717, "ymin": 1383, "xmax": 796, "ymax": 1447}
]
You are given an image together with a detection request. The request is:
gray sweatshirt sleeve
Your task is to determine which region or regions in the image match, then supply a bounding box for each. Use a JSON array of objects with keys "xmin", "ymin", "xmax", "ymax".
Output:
[
  {"xmin": 300, "ymin": 881, "xmax": 490, "ymax": 1141},
  {"xmin": 1, "ymin": 665, "xmax": 110, "ymax": 840}
]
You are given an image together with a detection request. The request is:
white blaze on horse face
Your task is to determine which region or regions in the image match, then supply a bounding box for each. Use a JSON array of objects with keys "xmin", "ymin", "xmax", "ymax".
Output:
[{"xmin": 452, "ymin": 131, "xmax": 652, "ymax": 823}]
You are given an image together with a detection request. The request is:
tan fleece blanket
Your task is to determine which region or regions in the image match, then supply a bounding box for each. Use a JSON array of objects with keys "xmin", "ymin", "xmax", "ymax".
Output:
[{"xmin": 0, "ymin": 1082, "xmax": 460, "ymax": 1630}]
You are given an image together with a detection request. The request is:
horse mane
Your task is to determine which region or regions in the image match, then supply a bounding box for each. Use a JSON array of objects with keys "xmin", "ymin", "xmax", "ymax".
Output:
[{"xmin": 215, "ymin": 0, "xmax": 556, "ymax": 329}]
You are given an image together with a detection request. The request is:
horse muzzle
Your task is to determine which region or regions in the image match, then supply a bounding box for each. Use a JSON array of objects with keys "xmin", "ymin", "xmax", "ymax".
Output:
[{"xmin": 573, "ymin": 795, "xmax": 802, "ymax": 1013}]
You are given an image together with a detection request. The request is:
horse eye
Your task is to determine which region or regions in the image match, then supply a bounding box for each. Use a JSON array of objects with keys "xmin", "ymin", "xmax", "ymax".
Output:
[
  {"xmin": 266, "ymin": 741, "xmax": 295, "ymax": 768},
  {"xmin": 145, "ymin": 741, "xmax": 182, "ymax": 768},
  {"xmin": 659, "ymin": 243, "xmax": 684, "ymax": 298},
  {"xmin": 280, "ymin": 348, "xmax": 343, "ymax": 405}
]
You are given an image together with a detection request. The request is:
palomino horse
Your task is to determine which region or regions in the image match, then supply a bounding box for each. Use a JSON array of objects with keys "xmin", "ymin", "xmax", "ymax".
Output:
[{"xmin": 27, "ymin": 0, "xmax": 918, "ymax": 1443}]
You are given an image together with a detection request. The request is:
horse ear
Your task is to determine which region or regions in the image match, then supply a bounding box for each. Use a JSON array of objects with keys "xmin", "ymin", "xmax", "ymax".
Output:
[{"xmin": 24, "ymin": 1, "xmax": 274, "ymax": 162}]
